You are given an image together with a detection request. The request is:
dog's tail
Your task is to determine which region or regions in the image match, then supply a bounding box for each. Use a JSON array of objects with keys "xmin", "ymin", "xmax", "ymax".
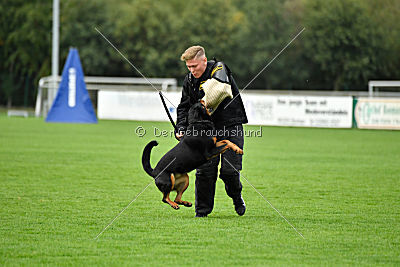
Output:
[{"xmin": 142, "ymin": 140, "xmax": 158, "ymax": 177}]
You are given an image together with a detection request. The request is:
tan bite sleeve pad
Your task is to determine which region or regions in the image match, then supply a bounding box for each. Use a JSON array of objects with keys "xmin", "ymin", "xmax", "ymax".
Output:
[{"xmin": 201, "ymin": 78, "xmax": 233, "ymax": 114}]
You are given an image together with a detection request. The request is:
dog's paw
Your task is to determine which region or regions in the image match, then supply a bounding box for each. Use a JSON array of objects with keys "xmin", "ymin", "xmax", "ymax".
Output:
[
  {"xmin": 171, "ymin": 203, "xmax": 180, "ymax": 210},
  {"xmin": 175, "ymin": 200, "xmax": 192, "ymax": 207},
  {"xmin": 233, "ymin": 147, "xmax": 243, "ymax": 155},
  {"xmin": 182, "ymin": 201, "xmax": 192, "ymax": 207}
]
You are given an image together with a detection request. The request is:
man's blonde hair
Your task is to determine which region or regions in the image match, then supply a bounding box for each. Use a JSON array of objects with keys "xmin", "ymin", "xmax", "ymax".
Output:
[{"xmin": 180, "ymin": 45, "xmax": 205, "ymax": 61}]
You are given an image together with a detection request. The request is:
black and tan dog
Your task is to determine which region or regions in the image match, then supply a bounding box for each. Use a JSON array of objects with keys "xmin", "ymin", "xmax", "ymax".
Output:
[{"xmin": 142, "ymin": 100, "xmax": 243, "ymax": 209}]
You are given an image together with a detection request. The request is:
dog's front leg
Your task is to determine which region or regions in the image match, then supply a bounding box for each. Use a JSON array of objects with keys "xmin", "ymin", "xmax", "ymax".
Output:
[{"xmin": 217, "ymin": 140, "xmax": 243, "ymax": 154}]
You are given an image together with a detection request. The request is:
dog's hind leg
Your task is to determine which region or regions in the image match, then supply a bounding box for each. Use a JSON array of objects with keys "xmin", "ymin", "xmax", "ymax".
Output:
[
  {"xmin": 162, "ymin": 192, "xmax": 180, "ymax": 210},
  {"xmin": 159, "ymin": 173, "xmax": 179, "ymax": 210},
  {"xmin": 173, "ymin": 173, "xmax": 192, "ymax": 207}
]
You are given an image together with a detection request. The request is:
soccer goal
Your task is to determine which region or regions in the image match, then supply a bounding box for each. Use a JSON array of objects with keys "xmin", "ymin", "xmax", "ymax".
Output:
[
  {"xmin": 35, "ymin": 76, "xmax": 178, "ymax": 117},
  {"xmin": 368, "ymin": 80, "xmax": 400, "ymax": 97}
]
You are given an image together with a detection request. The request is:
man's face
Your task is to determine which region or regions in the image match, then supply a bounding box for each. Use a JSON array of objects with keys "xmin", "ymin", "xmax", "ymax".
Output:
[{"xmin": 186, "ymin": 56, "xmax": 207, "ymax": 78}]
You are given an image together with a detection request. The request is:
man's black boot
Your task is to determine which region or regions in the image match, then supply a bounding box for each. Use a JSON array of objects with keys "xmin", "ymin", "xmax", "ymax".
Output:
[{"xmin": 233, "ymin": 195, "xmax": 246, "ymax": 216}]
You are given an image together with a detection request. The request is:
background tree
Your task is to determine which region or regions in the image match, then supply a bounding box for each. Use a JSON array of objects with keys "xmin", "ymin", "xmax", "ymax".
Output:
[
  {"xmin": 177, "ymin": 0, "xmax": 247, "ymax": 82},
  {"xmin": 303, "ymin": 0, "xmax": 386, "ymax": 90},
  {"xmin": 364, "ymin": 0, "xmax": 400, "ymax": 81},
  {"xmin": 111, "ymin": 0, "xmax": 181, "ymax": 78},
  {"xmin": 1, "ymin": 0, "xmax": 400, "ymax": 107},
  {"xmin": 232, "ymin": 0, "xmax": 299, "ymax": 89},
  {"xmin": 0, "ymin": 0, "xmax": 51, "ymax": 107},
  {"xmin": 60, "ymin": 0, "xmax": 116, "ymax": 76}
]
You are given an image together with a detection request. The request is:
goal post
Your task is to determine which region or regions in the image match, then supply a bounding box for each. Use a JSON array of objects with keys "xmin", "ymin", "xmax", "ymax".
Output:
[
  {"xmin": 368, "ymin": 80, "xmax": 400, "ymax": 97},
  {"xmin": 35, "ymin": 76, "xmax": 178, "ymax": 117}
]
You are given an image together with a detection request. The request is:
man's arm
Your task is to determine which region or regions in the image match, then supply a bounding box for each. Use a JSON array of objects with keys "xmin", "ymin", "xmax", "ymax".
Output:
[{"xmin": 175, "ymin": 76, "xmax": 191, "ymax": 138}]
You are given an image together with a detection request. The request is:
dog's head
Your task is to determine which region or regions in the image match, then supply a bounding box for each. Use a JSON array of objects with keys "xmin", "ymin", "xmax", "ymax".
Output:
[{"xmin": 188, "ymin": 100, "xmax": 211, "ymax": 124}]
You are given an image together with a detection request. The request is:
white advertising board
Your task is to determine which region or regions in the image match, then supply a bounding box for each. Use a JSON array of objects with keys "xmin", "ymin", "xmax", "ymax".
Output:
[
  {"xmin": 355, "ymin": 98, "xmax": 400, "ymax": 130},
  {"xmin": 98, "ymin": 91, "xmax": 180, "ymax": 121},
  {"xmin": 241, "ymin": 95, "xmax": 353, "ymax": 128},
  {"xmin": 98, "ymin": 91, "xmax": 353, "ymax": 128}
]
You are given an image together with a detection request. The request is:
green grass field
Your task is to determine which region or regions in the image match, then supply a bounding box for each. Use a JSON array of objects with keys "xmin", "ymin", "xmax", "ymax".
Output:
[{"xmin": 1, "ymin": 114, "xmax": 399, "ymax": 265}]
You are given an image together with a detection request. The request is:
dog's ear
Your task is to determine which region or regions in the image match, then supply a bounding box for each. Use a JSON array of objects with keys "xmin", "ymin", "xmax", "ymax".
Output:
[
  {"xmin": 199, "ymin": 101, "xmax": 211, "ymax": 118},
  {"xmin": 188, "ymin": 102, "xmax": 209, "ymax": 123},
  {"xmin": 201, "ymin": 105, "xmax": 209, "ymax": 117},
  {"xmin": 193, "ymin": 102, "xmax": 203, "ymax": 116}
]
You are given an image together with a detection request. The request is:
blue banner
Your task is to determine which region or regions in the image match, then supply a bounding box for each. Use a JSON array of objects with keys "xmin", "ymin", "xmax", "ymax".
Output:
[{"xmin": 46, "ymin": 48, "xmax": 97, "ymax": 123}]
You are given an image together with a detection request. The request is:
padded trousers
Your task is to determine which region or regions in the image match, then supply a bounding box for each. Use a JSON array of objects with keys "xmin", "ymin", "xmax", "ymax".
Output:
[{"xmin": 195, "ymin": 124, "xmax": 244, "ymax": 215}]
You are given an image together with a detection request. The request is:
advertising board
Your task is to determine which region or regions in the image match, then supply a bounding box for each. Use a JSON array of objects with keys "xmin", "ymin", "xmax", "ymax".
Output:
[
  {"xmin": 354, "ymin": 98, "xmax": 400, "ymax": 130},
  {"xmin": 98, "ymin": 91, "xmax": 354, "ymax": 128}
]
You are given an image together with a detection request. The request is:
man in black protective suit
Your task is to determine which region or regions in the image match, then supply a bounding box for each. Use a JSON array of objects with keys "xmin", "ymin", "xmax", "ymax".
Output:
[{"xmin": 175, "ymin": 45, "xmax": 248, "ymax": 217}]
